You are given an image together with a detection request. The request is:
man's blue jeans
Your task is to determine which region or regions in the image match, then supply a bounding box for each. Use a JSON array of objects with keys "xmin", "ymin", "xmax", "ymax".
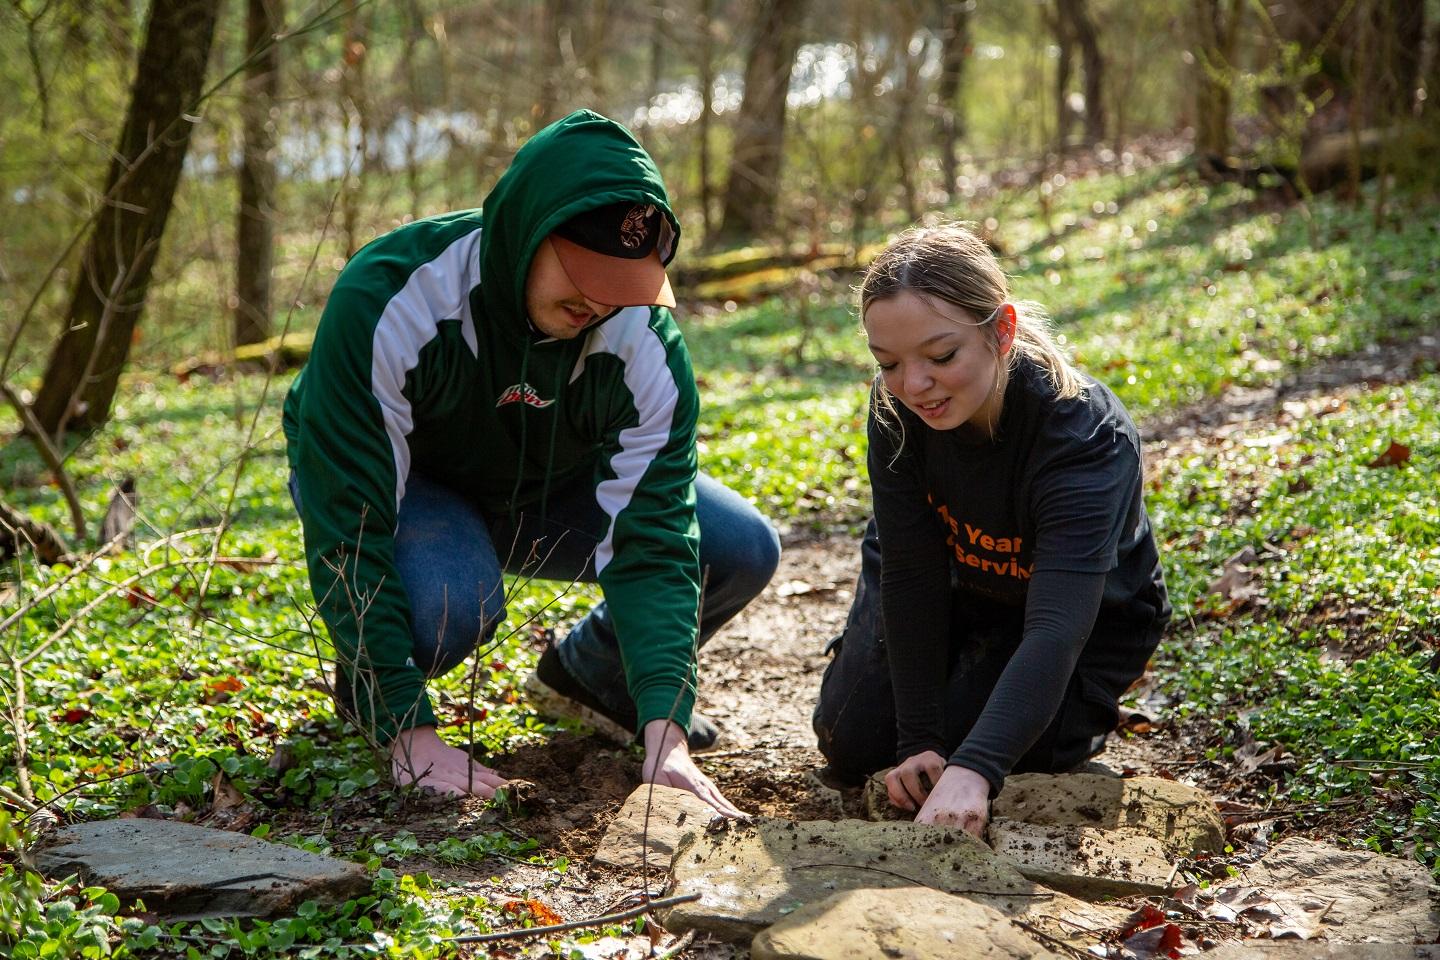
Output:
[{"xmin": 297, "ymin": 470, "xmax": 780, "ymax": 724}]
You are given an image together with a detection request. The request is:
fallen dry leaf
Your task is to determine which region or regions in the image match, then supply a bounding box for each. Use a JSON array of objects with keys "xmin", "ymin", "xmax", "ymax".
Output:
[
  {"xmin": 502, "ymin": 897, "xmax": 564, "ymax": 926},
  {"xmin": 1366, "ymin": 441, "xmax": 1411, "ymax": 469}
]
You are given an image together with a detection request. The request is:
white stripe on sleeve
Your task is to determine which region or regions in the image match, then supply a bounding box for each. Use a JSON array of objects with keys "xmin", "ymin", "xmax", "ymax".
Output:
[{"xmin": 370, "ymin": 227, "xmax": 482, "ymax": 513}]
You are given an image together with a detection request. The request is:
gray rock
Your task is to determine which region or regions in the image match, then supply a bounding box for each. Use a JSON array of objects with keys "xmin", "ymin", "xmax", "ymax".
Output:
[
  {"xmin": 593, "ymin": 784, "xmax": 724, "ymax": 871},
  {"xmin": 35, "ymin": 819, "xmax": 370, "ymax": 920},
  {"xmin": 1202, "ymin": 944, "xmax": 1440, "ymax": 959},
  {"xmin": 751, "ymin": 887, "xmax": 1064, "ymax": 960},
  {"xmin": 1229, "ymin": 837, "xmax": 1440, "ymax": 942},
  {"xmin": 993, "ymin": 773, "xmax": 1226, "ymax": 857},
  {"xmin": 662, "ymin": 816, "xmax": 1130, "ymax": 945},
  {"xmin": 988, "ymin": 819, "xmax": 1176, "ymax": 900}
]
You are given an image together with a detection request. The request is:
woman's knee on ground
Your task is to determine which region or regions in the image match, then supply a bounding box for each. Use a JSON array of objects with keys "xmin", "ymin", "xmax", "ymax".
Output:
[{"xmin": 813, "ymin": 707, "xmax": 895, "ymax": 785}]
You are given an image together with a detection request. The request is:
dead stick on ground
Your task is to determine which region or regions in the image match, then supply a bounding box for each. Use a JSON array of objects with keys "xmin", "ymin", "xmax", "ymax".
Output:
[
  {"xmin": 1013, "ymin": 919, "xmax": 1093, "ymax": 960},
  {"xmin": 654, "ymin": 929, "xmax": 697, "ymax": 960},
  {"xmin": 445, "ymin": 892, "xmax": 700, "ymax": 945}
]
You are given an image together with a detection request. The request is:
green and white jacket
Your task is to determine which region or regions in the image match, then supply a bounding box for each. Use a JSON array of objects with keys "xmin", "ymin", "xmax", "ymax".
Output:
[{"xmin": 283, "ymin": 111, "xmax": 701, "ymax": 742}]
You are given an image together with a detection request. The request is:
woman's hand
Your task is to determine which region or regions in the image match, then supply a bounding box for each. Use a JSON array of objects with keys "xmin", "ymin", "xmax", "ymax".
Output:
[
  {"xmin": 885, "ymin": 750, "xmax": 947, "ymax": 811},
  {"xmin": 641, "ymin": 719, "xmax": 746, "ymax": 818},
  {"xmin": 915, "ymin": 764, "xmax": 991, "ymax": 838},
  {"xmin": 389, "ymin": 725, "xmax": 510, "ymax": 798}
]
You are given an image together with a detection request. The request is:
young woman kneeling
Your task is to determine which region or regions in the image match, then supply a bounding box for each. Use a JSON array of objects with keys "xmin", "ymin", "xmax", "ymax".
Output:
[{"xmin": 814, "ymin": 224, "xmax": 1170, "ymax": 838}]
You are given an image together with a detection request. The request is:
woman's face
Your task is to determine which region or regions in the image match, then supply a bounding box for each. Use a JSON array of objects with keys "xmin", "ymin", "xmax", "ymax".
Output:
[{"xmin": 863, "ymin": 291, "xmax": 1008, "ymax": 434}]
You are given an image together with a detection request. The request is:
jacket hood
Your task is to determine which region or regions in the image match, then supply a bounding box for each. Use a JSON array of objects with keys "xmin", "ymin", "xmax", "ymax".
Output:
[{"xmin": 479, "ymin": 109, "xmax": 680, "ymax": 340}]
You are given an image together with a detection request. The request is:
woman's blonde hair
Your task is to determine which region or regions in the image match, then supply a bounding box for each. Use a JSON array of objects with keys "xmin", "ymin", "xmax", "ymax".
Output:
[{"xmin": 860, "ymin": 224, "xmax": 1085, "ymax": 421}]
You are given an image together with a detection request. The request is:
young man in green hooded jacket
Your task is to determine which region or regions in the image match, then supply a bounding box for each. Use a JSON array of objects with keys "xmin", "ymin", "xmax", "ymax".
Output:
[{"xmin": 283, "ymin": 110, "xmax": 779, "ymax": 815}]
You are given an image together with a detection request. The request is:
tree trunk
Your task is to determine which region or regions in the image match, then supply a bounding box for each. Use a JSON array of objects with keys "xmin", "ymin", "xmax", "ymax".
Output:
[
  {"xmin": 1051, "ymin": 1, "xmax": 1075, "ymax": 153},
  {"xmin": 1426, "ymin": 10, "xmax": 1440, "ymax": 118},
  {"xmin": 534, "ymin": 0, "xmax": 577, "ymax": 128},
  {"xmin": 400, "ymin": 0, "xmax": 427, "ymax": 218},
  {"xmin": 892, "ymin": 5, "xmax": 927, "ymax": 223},
  {"xmin": 1066, "ymin": 0, "xmax": 1105, "ymax": 145},
  {"xmin": 1191, "ymin": 0, "xmax": 1243, "ymax": 160},
  {"xmin": 716, "ymin": 0, "xmax": 809, "ymax": 244},
  {"xmin": 339, "ymin": 0, "xmax": 370, "ymax": 259},
  {"xmin": 697, "ymin": 0, "xmax": 716, "ymax": 243},
  {"xmin": 30, "ymin": 0, "xmax": 221, "ymax": 438},
  {"xmin": 235, "ymin": 0, "xmax": 282, "ymax": 348},
  {"xmin": 935, "ymin": 1, "xmax": 970, "ymax": 199}
]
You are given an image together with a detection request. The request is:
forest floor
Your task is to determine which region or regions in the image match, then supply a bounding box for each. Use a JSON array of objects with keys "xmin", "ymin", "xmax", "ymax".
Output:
[{"xmin": 258, "ymin": 333, "xmax": 1439, "ymax": 958}]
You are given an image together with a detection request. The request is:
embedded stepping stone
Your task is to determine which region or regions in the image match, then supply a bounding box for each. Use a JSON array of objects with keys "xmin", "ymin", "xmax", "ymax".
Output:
[
  {"xmin": 35, "ymin": 819, "xmax": 370, "ymax": 920},
  {"xmin": 993, "ymin": 773, "xmax": 1226, "ymax": 857},
  {"xmin": 593, "ymin": 784, "xmax": 723, "ymax": 871},
  {"xmin": 751, "ymin": 886, "xmax": 1065, "ymax": 960},
  {"xmin": 860, "ymin": 772, "xmax": 907, "ymax": 822},
  {"xmin": 661, "ymin": 816, "xmax": 1130, "ymax": 944},
  {"xmin": 988, "ymin": 819, "xmax": 1176, "ymax": 900},
  {"xmin": 1225, "ymin": 837, "xmax": 1440, "ymax": 943}
]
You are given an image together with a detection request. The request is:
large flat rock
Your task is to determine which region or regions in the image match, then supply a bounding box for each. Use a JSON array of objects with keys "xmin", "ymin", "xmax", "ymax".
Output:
[
  {"xmin": 1228, "ymin": 837, "xmax": 1440, "ymax": 942},
  {"xmin": 662, "ymin": 816, "xmax": 1130, "ymax": 944},
  {"xmin": 993, "ymin": 773, "xmax": 1225, "ymax": 857},
  {"xmin": 593, "ymin": 784, "xmax": 722, "ymax": 871},
  {"xmin": 1202, "ymin": 945, "xmax": 1440, "ymax": 959},
  {"xmin": 751, "ymin": 887, "xmax": 1064, "ymax": 960},
  {"xmin": 35, "ymin": 819, "xmax": 370, "ymax": 919},
  {"xmin": 988, "ymin": 819, "xmax": 1175, "ymax": 900}
]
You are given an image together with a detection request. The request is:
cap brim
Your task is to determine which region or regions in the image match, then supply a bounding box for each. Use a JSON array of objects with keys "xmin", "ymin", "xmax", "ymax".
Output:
[{"xmin": 550, "ymin": 234, "xmax": 677, "ymax": 309}]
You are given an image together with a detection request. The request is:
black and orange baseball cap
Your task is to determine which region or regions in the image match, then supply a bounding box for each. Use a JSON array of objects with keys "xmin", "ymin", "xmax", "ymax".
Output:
[{"xmin": 549, "ymin": 201, "xmax": 676, "ymax": 308}]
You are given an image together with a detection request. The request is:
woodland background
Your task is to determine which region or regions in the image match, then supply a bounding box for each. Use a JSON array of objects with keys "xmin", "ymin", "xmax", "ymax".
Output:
[{"xmin": 3, "ymin": 1, "xmax": 1440, "ymax": 957}]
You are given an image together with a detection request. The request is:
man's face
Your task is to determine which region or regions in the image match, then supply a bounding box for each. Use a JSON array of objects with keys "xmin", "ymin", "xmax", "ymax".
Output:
[{"xmin": 524, "ymin": 237, "xmax": 618, "ymax": 339}]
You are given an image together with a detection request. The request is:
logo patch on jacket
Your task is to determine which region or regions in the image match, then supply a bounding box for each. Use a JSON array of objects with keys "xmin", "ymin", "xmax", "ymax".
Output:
[{"xmin": 496, "ymin": 383, "xmax": 555, "ymax": 409}]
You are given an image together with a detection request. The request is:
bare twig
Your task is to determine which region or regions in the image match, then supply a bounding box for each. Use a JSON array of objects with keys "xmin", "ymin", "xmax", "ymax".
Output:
[
  {"xmin": 1013, "ymin": 919, "xmax": 1094, "ymax": 960},
  {"xmin": 445, "ymin": 892, "xmax": 700, "ymax": 945},
  {"xmin": 0, "ymin": 383, "xmax": 86, "ymax": 542}
]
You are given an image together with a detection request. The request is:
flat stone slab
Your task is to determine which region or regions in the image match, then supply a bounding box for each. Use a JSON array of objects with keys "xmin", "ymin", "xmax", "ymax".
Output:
[
  {"xmin": 993, "ymin": 773, "xmax": 1226, "ymax": 857},
  {"xmin": 1202, "ymin": 945, "xmax": 1440, "ymax": 959},
  {"xmin": 662, "ymin": 816, "xmax": 1130, "ymax": 945},
  {"xmin": 35, "ymin": 819, "xmax": 370, "ymax": 919},
  {"xmin": 989, "ymin": 819, "xmax": 1175, "ymax": 900},
  {"xmin": 1226, "ymin": 837, "xmax": 1440, "ymax": 942},
  {"xmin": 751, "ymin": 887, "xmax": 1064, "ymax": 960},
  {"xmin": 593, "ymin": 784, "xmax": 723, "ymax": 871}
]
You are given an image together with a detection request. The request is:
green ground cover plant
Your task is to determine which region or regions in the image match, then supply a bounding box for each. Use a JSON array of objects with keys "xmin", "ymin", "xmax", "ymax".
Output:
[{"xmin": 4, "ymin": 165, "xmax": 1438, "ymax": 954}]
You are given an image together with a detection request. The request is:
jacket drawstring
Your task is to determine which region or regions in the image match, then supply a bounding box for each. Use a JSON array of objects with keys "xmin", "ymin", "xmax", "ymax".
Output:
[
  {"xmin": 507, "ymin": 339, "xmax": 533, "ymax": 525},
  {"xmin": 538, "ymin": 361, "xmax": 567, "ymax": 528}
]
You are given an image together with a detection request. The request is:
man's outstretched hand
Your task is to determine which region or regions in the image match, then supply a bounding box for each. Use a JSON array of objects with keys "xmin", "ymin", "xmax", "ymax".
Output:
[
  {"xmin": 390, "ymin": 725, "xmax": 510, "ymax": 798},
  {"xmin": 641, "ymin": 718, "xmax": 745, "ymax": 819}
]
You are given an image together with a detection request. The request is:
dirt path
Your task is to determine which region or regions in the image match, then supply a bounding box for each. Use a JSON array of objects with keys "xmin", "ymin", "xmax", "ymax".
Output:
[{"xmin": 319, "ymin": 335, "xmax": 1438, "ymax": 951}]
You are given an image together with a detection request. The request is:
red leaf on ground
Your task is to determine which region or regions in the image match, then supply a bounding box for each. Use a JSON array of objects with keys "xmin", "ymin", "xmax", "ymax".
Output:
[
  {"xmin": 55, "ymin": 707, "xmax": 92, "ymax": 723},
  {"xmin": 1367, "ymin": 441, "xmax": 1411, "ymax": 468},
  {"xmin": 1123, "ymin": 922, "xmax": 1187, "ymax": 959},
  {"xmin": 1118, "ymin": 903, "xmax": 1168, "ymax": 938}
]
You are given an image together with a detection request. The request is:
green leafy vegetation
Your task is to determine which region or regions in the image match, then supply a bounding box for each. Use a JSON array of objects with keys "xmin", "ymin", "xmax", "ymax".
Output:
[
  {"xmin": 1149, "ymin": 376, "xmax": 1440, "ymax": 868},
  {"xmin": 4, "ymin": 164, "xmax": 1439, "ymax": 955}
]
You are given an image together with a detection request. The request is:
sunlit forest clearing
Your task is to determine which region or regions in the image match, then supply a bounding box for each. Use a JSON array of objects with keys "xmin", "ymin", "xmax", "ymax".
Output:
[{"xmin": 3, "ymin": 1, "xmax": 1439, "ymax": 956}]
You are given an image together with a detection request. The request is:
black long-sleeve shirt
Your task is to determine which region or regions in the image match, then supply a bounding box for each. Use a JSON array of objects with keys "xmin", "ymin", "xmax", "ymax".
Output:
[{"xmin": 868, "ymin": 357, "xmax": 1169, "ymax": 793}]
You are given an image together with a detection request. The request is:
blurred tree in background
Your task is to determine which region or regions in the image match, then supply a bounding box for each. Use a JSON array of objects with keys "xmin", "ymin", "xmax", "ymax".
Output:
[{"xmin": 1, "ymin": 0, "xmax": 1437, "ymax": 437}]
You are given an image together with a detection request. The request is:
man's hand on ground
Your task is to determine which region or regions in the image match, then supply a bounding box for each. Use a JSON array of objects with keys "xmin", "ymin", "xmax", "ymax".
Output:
[
  {"xmin": 641, "ymin": 718, "xmax": 745, "ymax": 819},
  {"xmin": 390, "ymin": 725, "xmax": 509, "ymax": 798}
]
